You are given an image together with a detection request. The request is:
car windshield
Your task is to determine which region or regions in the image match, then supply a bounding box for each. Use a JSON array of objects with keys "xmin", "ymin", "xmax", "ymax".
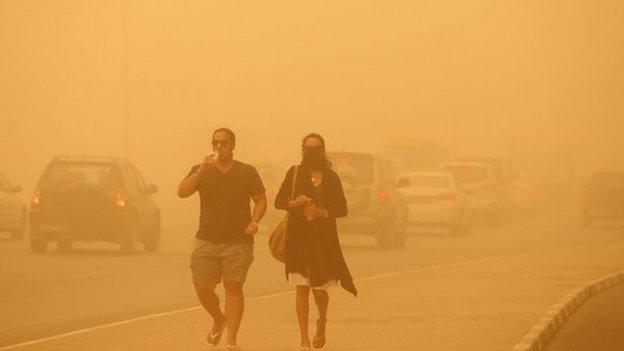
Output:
[
  {"xmin": 442, "ymin": 165, "xmax": 487, "ymax": 184},
  {"xmin": 400, "ymin": 175, "xmax": 450, "ymax": 188},
  {"xmin": 329, "ymin": 154, "xmax": 374, "ymax": 186},
  {"xmin": 41, "ymin": 162, "xmax": 116, "ymax": 190}
]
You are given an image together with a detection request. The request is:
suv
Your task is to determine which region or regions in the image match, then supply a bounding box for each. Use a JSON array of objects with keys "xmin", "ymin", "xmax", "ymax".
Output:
[
  {"xmin": 440, "ymin": 162, "xmax": 506, "ymax": 225},
  {"xmin": 582, "ymin": 172, "xmax": 624, "ymax": 226},
  {"xmin": 0, "ymin": 173, "xmax": 27, "ymax": 240},
  {"xmin": 29, "ymin": 156, "xmax": 160, "ymax": 253},
  {"xmin": 327, "ymin": 152, "xmax": 408, "ymax": 248}
]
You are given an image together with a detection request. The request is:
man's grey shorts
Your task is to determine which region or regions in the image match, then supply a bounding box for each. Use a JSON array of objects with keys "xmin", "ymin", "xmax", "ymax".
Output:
[{"xmin": 190, "ymin": 239, "xmax": 254, "ymax": 284}]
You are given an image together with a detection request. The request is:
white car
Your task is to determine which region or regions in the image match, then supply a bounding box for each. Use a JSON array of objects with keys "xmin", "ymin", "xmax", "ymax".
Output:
[
  {"xmin": 440, "ymin": 162, "xmax": 506, "ymax": 225},
  {"xmin": 396, "ymin": 172, "xmax": 471, "ymax": 235}
]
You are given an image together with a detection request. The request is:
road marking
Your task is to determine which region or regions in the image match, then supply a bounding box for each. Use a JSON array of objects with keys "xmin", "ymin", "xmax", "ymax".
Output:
[{"xmin": 0, "ymin": 243, "xmax": 620, "ymax": 351}]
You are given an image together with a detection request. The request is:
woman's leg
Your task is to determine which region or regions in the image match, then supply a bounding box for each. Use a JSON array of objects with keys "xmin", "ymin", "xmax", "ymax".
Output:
[
  {"xmin": 312, "ymin": 288, "xmax": 329, "ymax": 348},
  {"xmin": 296, "ymin": 286, "xmax": 311, "ymax": 348}
]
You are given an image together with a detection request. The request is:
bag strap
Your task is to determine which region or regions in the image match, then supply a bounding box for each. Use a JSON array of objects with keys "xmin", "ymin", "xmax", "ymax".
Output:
[{"xmin": 290, "ymin": 165, "xmax": 299, "ymax": 200}]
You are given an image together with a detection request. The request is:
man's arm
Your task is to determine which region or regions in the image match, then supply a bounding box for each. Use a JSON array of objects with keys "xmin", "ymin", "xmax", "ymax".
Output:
[
  {"xmin": 251, "ymin": 192, "xmax": 267, "ymax": 222},
  {"xmin": 177, "ymin": 170, "xmax": 200, "ymax": 198},
  {"xmin": 177, "ymin": 156, "xmax": 215, "ymax": 198},
  {"xmin": 244, "ymin": 192, "xmax": 267, "ymax": 235}
]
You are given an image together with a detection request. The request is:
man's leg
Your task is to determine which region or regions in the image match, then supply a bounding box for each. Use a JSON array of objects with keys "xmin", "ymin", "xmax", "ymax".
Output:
[
  {"xmin": 296, "ymin": 286, "xmax": 311, "ymax": 348},
  {"xmin": 194, "ymin": 282, "xmax": 226, "ymax": 335},
  {"xmin": 221, "ymin": 242, "xmax": 254, "ymax": 347},
  {"xmin": 224, "ymin": 282, "xmax": 244, "ymax": 346}
]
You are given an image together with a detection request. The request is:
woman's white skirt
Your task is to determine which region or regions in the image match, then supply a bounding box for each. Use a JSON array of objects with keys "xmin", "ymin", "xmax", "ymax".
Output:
[{"xmin": 288, "ymin": 273, "xmax": 338, "ymax": 290}]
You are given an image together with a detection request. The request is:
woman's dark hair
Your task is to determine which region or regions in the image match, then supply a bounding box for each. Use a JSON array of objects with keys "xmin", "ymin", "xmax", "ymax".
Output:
[
  {"xmin": 213, "ymin": 127, "xmax": 236, "ymax": 145},
  {"xmin": 301, "ymin": 133, "xmax": 332, "ymax": 168}
]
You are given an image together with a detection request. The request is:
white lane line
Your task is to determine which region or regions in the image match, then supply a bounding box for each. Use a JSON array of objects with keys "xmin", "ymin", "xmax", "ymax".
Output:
[{"xmin": 1, "ymin": 244, "xmax": 620, "ymax": 351}]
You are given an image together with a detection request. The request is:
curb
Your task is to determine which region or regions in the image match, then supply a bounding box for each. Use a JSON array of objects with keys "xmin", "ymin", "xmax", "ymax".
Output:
[{"xmin": 512, "ymin": 270, "xmax": 624, "ymax": 351}]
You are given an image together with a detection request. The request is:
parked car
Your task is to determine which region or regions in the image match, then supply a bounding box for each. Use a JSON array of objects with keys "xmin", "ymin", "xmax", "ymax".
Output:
[
  {"xmin": 327, "ymin": 152, "xmax": 408, "ymax": 248},
  {"xmin": 29, "ymin": 156, "xmax": 160, "ymax": 253},
  {"xmin": 582, "ymin": 172, "xmax": 624, "ymax": 226},
  {"xmin": 440, "ymin": 162, "xmax": 506, "ymax": 225},
  {"xmin": 397, "ymin": 172, "xmax": 471, "ymax": 235},
  {"xmin": 0, "ymin": 173, "xmax": 27, "ymax": 240}
]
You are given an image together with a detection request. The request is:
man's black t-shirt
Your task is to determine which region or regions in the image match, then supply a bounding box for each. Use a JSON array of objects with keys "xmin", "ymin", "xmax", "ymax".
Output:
[{"xmin": 186, "ymin": 160, "xmax": 265, "ymax": 244}]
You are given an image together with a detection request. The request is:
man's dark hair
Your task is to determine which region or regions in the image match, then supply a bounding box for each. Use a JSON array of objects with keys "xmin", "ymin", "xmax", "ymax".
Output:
[{"xmin": 213, "ymin": 127, "xmax": 236, "ymax": 145}]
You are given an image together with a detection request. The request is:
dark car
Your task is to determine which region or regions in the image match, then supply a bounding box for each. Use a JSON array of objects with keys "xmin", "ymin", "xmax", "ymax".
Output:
[
  {"xmin": 327, "ymin": 152, "xmax": 408, "ymax": 248},
  {"xmin": 582, "ymin": 172, "xmax": 624, "ymax": 226},
  {"xmin": 0, "ymin": 173, "xmax": 27, "ymax": 240},
  {"xmin": 29, "ymin": 156, "xmax": 160, "ymax": 253}
]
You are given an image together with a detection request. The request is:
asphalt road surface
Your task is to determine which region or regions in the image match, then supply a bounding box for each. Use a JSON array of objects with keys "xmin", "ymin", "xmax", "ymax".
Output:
[{"xmin": 1, "ymin": 207, "xmax": 623, "ymax": 348}]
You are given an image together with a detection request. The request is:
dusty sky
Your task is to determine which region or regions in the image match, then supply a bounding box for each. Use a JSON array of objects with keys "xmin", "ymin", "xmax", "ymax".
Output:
[{"xmin": 1, "ymin": 0, "xmax": 623, "ymax": 200}]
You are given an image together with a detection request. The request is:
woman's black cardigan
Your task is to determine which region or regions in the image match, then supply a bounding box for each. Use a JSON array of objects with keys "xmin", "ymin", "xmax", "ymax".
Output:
[{"xmin": 274, "ymin": 165, "xmax": 357, "ymax": 296}]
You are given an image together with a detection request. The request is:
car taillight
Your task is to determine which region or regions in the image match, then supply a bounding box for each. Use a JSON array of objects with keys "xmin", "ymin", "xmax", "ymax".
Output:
[
  {"xmin": 115, "ymin": 193, "xmax": 127, "ymax": 208},
  {"xmin": 378, "ymin": 188, "xmax": 389, "ymax": 202},
  {"xmin": 31, "ymin": 190, "xmax": 41, "ymax": 207}
]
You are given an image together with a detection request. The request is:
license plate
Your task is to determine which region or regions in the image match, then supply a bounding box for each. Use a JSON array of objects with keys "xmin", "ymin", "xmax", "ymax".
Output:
[{"xmin": 39, "ymin": 224, "xmax": 70, "ymax": 232}]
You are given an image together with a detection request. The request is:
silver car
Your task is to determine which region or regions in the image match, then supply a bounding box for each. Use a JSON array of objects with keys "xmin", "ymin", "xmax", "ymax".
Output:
[{"xmin": 397, "ymin": 172, "xmax": 471, "ymax": 235}]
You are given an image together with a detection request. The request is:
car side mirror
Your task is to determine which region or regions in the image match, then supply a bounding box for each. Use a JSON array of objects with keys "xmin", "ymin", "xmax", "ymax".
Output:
[
  {"xmin": 146, "ymin": 184, "xmax": 158, "ymax": 194},
  {"xmin": 396, "ymin": 178, "xmax": 409, "ymax": 188},
  {"xmin": 12, "ymin": 185, "xmax": 23, "ymax": 193}
]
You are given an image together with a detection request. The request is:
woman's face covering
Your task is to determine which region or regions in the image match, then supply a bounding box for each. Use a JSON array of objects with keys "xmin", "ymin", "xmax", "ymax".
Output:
[{"xmin": 302, "ymin": 137, "xmax": 325, "ymax": 170}]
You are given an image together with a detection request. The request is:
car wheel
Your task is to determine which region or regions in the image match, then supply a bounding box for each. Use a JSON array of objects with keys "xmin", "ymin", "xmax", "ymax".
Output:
[
  {"xmin": 11, "ymin": 210, "xmax": 27, "ymax": 240},
  {"xmin": 144, "ymin": 216, "xmax": 161, "ymax": 252},
  {"xmin": 29, "ymin": 223, "xmax": 48, "ymax": 254},
  {"xmin": 120, "ymin": 219, "xmax": 139, "ymax": 254}
]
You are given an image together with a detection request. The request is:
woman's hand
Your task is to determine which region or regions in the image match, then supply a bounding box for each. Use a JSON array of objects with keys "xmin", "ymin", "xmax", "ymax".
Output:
[
  {"xmin": 302, "ymin": 204, "xmax": 328, "ymax": 221},
  {"xmin": 288, "ymin": 195, "xmax": 312, "ymax": 209}
]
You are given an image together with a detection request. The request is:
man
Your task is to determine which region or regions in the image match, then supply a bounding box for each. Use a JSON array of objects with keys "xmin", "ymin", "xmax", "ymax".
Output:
[{"xmin": 178, "ymin": 127, "xmax": 267, "ymax": 351}]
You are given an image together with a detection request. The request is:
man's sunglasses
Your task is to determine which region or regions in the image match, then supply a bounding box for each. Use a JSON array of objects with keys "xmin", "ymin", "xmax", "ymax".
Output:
[{"xmin": 212, "ymin": 140, "xmax": 230, "ymax": 147}]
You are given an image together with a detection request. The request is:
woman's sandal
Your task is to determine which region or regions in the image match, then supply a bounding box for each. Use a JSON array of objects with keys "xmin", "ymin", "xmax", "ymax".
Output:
[
  {"xmin": 312, "ymin": 318, "xmax": 327, "ymax": 349},
  {"xmin": 206, "ymin": 321, "xmax": 227, "ymax": 347}
]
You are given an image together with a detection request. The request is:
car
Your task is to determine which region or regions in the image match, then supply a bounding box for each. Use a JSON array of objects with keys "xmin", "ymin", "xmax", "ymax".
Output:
[
  {"xmin": 396, "ymin": 172, "xmax": 471, "ymax": 235},
  {"xmin": 582, "ymin": 172, "xmax": 624, "ymax": 226},
  {"xmin": 29, "ymin": 156, "xmax": 160, "ymax": 253},
  {"xmin": 0, "ymin": 173, "xmax": 27, "ymax": 240},
  {"xmin": 327, "ymin": 152, "xmax": 408, "ymax": 248},
  {"xmin": 455, "ymin": 156, "xmax": 514, "ymax": 215},
  {"xmin": 440, "ymin": 162, "xmax": 506, "ymax": 225}
]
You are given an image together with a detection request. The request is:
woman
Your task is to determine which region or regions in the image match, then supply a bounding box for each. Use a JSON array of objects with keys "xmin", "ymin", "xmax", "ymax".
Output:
[{"xmin": 275, "ymin": 133, "xmax": 357, "ymax": 350}]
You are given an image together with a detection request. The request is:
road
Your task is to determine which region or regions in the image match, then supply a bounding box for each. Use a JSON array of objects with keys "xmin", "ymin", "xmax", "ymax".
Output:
[{"xmin": 0, "ymin": 207, "xmax": 623, "ymax": 349}]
